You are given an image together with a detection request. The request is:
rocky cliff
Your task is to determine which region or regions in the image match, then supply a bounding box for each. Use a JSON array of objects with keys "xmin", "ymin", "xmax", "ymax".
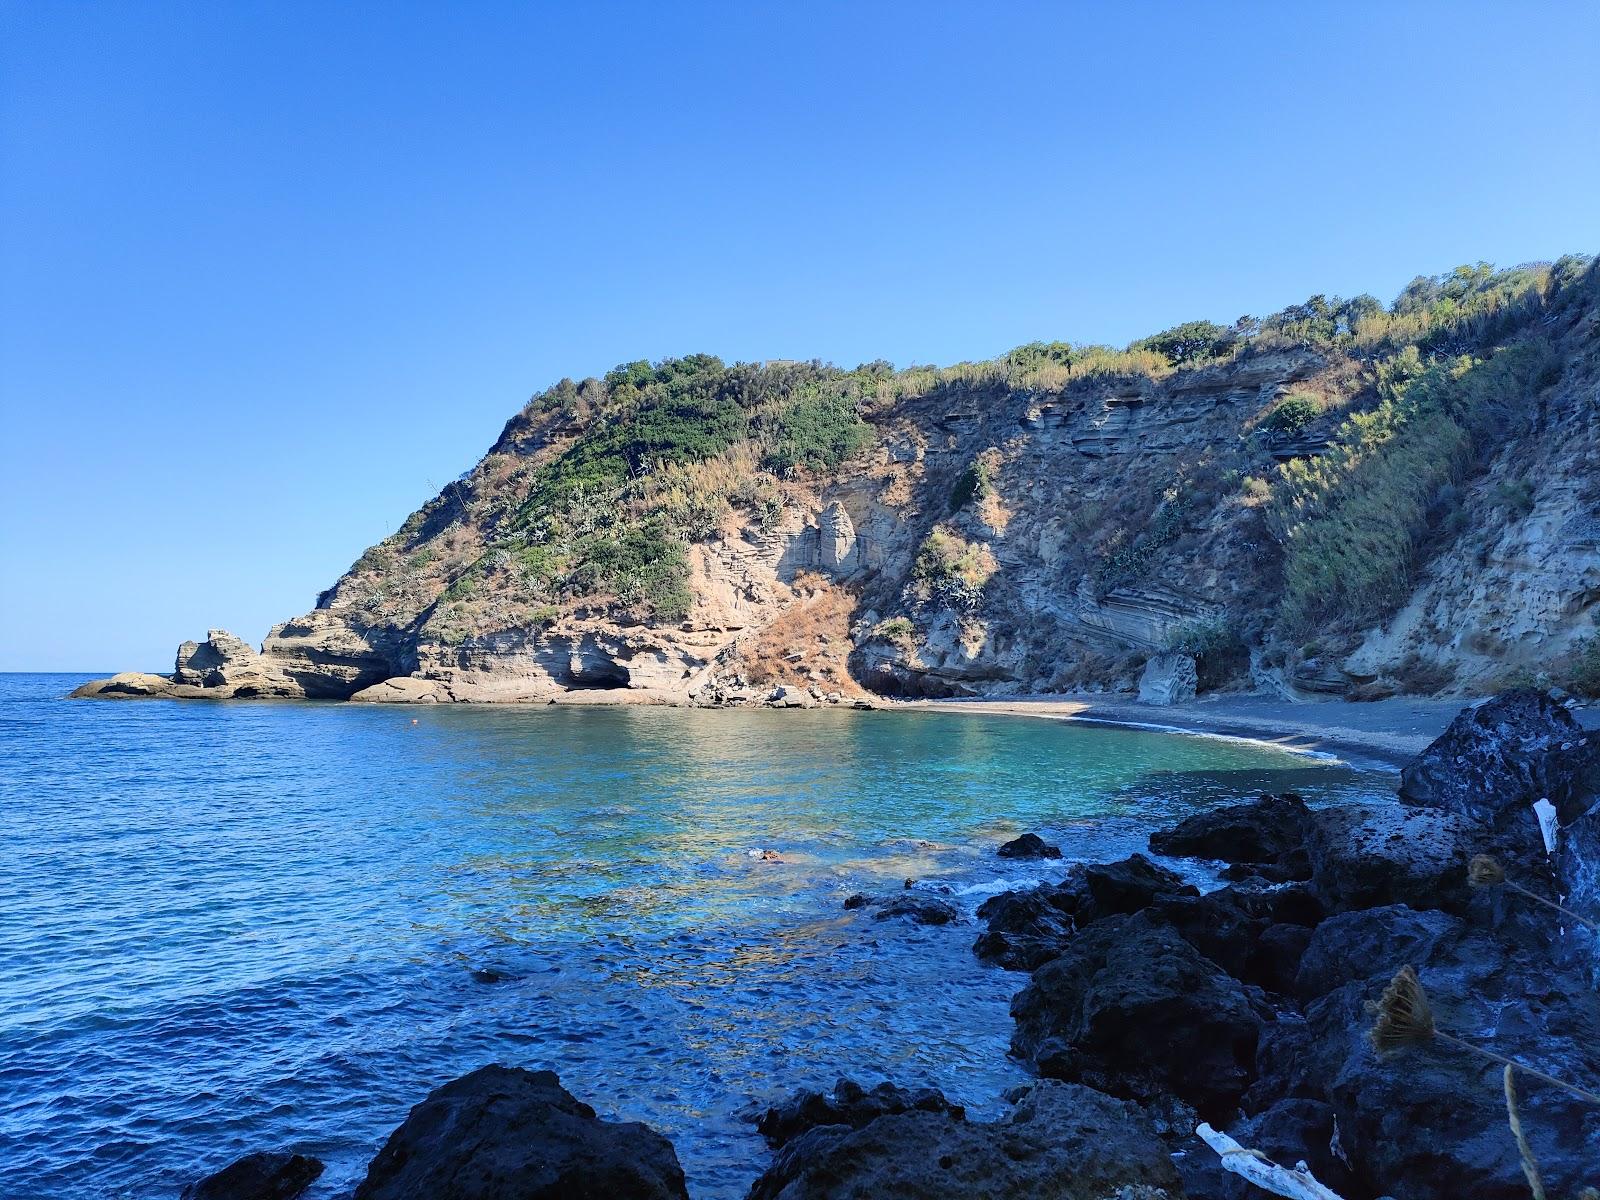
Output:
[{"xmin": 76, "ymin": 257, "xmax": 1600, "ymax": 706}]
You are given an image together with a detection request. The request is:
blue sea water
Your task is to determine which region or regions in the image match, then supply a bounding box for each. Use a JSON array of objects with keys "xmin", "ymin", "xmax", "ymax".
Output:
[{"xmin": 0, "ymin": 673, "xmax": 1392, "ymax": 1199}]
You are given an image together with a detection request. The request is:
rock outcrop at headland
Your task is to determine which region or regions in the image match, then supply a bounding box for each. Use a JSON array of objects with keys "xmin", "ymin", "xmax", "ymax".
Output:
[
  {"xmin": 78, "ymin": 258, "xmax": 1600, "ymax": 706},
  {"xmin": 72, "ymin": 618, "xmax": 399, "ymax": 701}
]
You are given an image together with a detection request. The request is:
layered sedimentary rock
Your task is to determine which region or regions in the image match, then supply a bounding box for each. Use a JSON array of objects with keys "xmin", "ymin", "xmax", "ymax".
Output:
[{"xmin": 77, "ymin": 259, "xmax": 1600, "ymax": 705}]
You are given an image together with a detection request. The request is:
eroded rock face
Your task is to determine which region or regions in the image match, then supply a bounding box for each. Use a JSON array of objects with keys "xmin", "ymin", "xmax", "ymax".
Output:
[
  {"xmin": 353, "ymin": 1065, "xmax": 689, "ymax": 1200},
  {"xmin": 173, "ymin": 629, "xmax": 300, "ymax": 698},
  {"xmin": 77, "ymin": 616, "xmax": 402, "ymax": 702},
  {"xmin": 1136, "ymin": 652, "xmax": 1197, "ymax": 705},
  {"xmin": 180, "ymin": 1151, "xmax": 323, "ymax": 1200},
  {"xmin": 747, "ymin": 1079, "xmax": 1181, "ymax": 1200},
  {"xmin": 817, "ymin": 501, "xmax": 858, "ymax": 572}
]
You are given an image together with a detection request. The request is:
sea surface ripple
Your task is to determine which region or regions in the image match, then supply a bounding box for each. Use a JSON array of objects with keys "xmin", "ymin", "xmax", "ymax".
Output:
[{"xmin": 0, "ymin": 674, "xmax": 1390, "ymax": 1199}]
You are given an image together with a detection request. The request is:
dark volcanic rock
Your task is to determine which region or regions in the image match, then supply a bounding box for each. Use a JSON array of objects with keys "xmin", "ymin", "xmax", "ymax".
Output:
[
  {"xmin": 1148, "ymin": 880, "xmax": 1322, "ymax": 992},
  {"xmin": 181, "ymin": 1152, "xmax": 323, "ymax": 1200},
  {"xmin": 1009, "ymin": 912, "xmax": 1272, "ymax": 1121},
  {"xmin": 1562, "ymin": 796, "xmax": 1600, "ymax": 947},
  {"xmin": 1293, "ymin": 976, "xmax": 1600, "ymax": 1200},
  {"xmin": 871, "ymin": 894, "xmax": 961, "ymax": 925},
  {"xmin": 1080, "ymin": 853, "xmax": 1196, "ymax": 914},
  {"xmin": 1149, "ymin": 793, "xmax": 1312, "ymax": 876},
  {"xmin": 747, "ymin": 1079, "xmax": 1180, "ymax": 1200},
  {"xmin": 1399, "ymin": 688, "xmax": 1595, "ymax": 826},
  {"xmin": 1306, "ymin": 803, "xmax": 1477, "ymax": 913},
  {"xmin": 974, "ymin": 854, "xmax": 1195, "ymax": 971},
  {"xmin": 756, "ymin": 1079, "xmax": 963, "ymax": 1148},
  {"xmin": 1294, "ymin": 904, "xmax": 1465, "ymax": 999},
  {"xmin": 974, "ymin": 884, "xmax": 1078, "ymax": 971},
  {"xmin": 353, "ymin": 1065, "xmax": 688, "ymax": 1200},
  {"xmin": 997, "ymin": 832, "xmax": 1062, "ymax": 859}
]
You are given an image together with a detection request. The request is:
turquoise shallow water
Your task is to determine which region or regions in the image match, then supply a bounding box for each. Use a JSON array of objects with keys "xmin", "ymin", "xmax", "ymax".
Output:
[{"xmin": 0, "ymin": 673, "xmax": 1391, "ymax": 1199}]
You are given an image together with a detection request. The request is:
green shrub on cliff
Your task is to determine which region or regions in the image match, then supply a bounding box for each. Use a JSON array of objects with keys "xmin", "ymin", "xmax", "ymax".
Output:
[
  {"xmin": 912, "ymin": 527, "xmax": 993, "ymax": 614},
  {"xmin": 758, "ymin": 383, "xmax": 871, "ymax": 474},
  {"xmin": 1260, "ymin": 394, "xmax": 1320, "ymax": 437},
  {"xmin": 949, "ymin": 455, "xmax": 994, "ymax": 512},
  {"xmin": 1131, "ymin": 320, "xmax": 1235, "ymax": 366},
  {"xmin": 1274, "ymin": 339, "xmax": 1561, "ymax": 634}
]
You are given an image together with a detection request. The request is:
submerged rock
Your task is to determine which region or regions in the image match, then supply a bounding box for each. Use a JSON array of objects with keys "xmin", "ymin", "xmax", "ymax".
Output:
[
  {"xmin": 747, "ymin": 1079, "xmax": 1180, "ymax": 1200},
  {"xmin": 756, "ymin": 1079, "xmax": 963, "ymax": 1148},
  {"xmin": 353, "ymin": 1065, "xmax": 688, "ymax": 1200},
  {"xmin": 997, "ymin": 832, "xmax": 1061, "ymax": 859},
  {"xmin": 871, "ymin": 894, "xmax": 961, "ymax": 925},
  {"xmin": 179, "ymin": 1151, "xmax": 323, "ymax": 1200}
]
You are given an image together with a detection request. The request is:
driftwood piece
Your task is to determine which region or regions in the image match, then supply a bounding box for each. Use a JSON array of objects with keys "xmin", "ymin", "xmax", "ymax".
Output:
[{"xmin": 1195, "ymin": 1122, "xmax": 1348, "ymax": 1200}]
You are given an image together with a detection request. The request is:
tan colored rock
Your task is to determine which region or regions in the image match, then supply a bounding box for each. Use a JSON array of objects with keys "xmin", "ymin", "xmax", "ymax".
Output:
[
  {"xmin": 348, "ymin": 676, "xmax": 447, "ymax": 703},
  {"xmin": 71, "ymin": 672, "xmax": 178, "ymax": 699}
]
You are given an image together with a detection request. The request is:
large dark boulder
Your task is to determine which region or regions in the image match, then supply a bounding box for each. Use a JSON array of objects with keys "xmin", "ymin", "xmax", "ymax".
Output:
[
  {"xmin": 1295, "ymin": 904, "xmax": 1465, "ymax": 1000},
  {"xmin": 1148, "ymin": 881, "xmax": 1322, "ymax": 993},
  {"xmin": 353, "ymin": 1065, "xmax": 689, "ymax": 1200},
  {"xmin": 1306, "ymin": 804, "xmax": 1477, "ymax": 913},
  {"xmin": 1399, "ymin": 689, "xmax": 1593, "ymax": 826},
  {"xmin": 974, "ymin": 884, "xmax": 1079, "ymax": 971},
  {"xmin": 746, "ymin": 1080, "xmax": 1181, "ymax": 1200},
  {"xmin": 1080, "ymin": 853, "xmax": 1197, "ymax": 914},
  {"xmin": 1295, "ymin": 974, "xmax": 1600, "ymax": 1200},
  {"xmin": 1149, "ymin": 793, "xmax": 1312, "ymax": 877},
  {"xmin": 1010, "ymin": 912, "xmax": 1272, "ymax": 1121},
  {"xmin": 756, "ymin": 1079, "xmax": 963, "ymax": 1148},
  {"xmin": 180, "ymin": 1152, "xmax": 323, "ymax": 1200},
  {"xmin": 997, "ymin": 832, "xmax": 1062, "ymax": 859},
  {"xmin": 974, "ymin": 854, "xmax": 1195, "ymax": 971}
]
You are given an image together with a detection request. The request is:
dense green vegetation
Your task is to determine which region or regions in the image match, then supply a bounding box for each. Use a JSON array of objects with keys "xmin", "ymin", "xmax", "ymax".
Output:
[
  {"xmin": 347, "ymin": 254, "xmax": 1593, "ymax": 652},
  {"xmin": 1272, "ymin": 339, "xmax": 1561, "ymax": 634},
  {"xmin": 461, "ymin": 356, "xmax": 879, "ymax": 620}
]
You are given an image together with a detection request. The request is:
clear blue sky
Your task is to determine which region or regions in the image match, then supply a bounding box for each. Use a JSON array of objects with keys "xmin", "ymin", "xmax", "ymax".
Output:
[{"xmin": 2, "ymin": 2, "xmax": 1596, "ymax": 671}]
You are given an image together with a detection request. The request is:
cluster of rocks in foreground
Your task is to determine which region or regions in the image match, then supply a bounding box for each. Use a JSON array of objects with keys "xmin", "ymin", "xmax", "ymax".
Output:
[{"xmin": 183, "ymin": 690, "xmax": 1600, "ymax": 1200}]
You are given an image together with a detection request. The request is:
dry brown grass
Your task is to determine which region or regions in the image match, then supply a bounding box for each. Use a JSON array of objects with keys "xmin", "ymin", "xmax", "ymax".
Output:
[{"xmin": 738, "ymin": 573, "xmax": 867, "ymax": 695}]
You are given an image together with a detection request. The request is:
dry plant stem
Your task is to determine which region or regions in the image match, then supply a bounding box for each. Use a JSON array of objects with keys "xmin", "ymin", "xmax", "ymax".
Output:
[
  {"xmin": 1435, "ymin": 1031, "xmax": 1600, "ymax": 1106},
  {"xmin": 1504, "ymin": 1066, "xmax": 1547, "ymax": 1200},
  {"xmin": 1504, "ymin": 880, "xmax": 1600, "ymax": 935}
]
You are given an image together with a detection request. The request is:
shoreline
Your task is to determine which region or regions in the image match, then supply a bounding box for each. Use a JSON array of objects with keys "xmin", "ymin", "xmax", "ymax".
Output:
[{"xmin": 899, "ymin": 692, "xmax": 1600, "ymax": 769}]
